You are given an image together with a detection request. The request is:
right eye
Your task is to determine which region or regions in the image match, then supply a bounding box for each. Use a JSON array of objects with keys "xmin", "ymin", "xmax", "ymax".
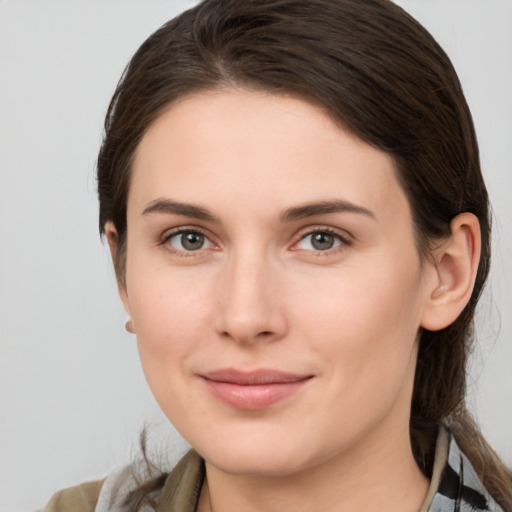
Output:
[{"xmin": 165, "ymin": 230, "xmax": 213, "ymax": 252}]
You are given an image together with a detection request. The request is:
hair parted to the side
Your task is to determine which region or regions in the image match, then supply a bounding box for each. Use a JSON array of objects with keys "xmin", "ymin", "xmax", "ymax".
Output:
[{"xmin": 97, "ymin": 0, "xmax": 512, "ymax": 510}]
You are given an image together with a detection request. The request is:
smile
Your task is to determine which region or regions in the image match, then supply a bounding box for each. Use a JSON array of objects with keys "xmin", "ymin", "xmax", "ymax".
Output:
[{"xmin": 200, "ymin": 369, "xmax": 314, "ymax": 410}]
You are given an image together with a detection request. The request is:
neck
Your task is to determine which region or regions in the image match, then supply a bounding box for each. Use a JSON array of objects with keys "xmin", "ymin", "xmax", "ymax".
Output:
[{"xmin": 197, "ymin": 422, "xmax": 429, "ymax": 512}]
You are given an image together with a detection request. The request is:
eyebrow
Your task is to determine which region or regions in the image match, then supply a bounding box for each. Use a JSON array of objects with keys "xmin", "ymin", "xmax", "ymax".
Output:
[
  {"xmin": 142, "ymin": 199, "xmax": 219, "ymax": 222},
  {"xmin": 141, "ymin": 198, "xmax": 375, "ymax": 223},
  {"xmin": 280, "ymin": 200, "xmax": 375, "ymax": 222}
]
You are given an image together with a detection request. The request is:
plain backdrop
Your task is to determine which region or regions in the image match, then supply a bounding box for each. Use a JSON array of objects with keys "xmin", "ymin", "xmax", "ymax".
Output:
[{"xmin": 0, "ymin": 1, "xmax": 511, "ymax": 511}]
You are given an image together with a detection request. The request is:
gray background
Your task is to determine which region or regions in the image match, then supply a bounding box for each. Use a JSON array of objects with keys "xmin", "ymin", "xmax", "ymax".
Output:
[{"xmin": 0, "ymin": 1, "xmax": 511, "ymax": 511}]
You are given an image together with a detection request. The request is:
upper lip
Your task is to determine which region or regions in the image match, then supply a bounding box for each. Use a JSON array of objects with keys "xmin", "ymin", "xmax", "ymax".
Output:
[{"xmin": 201, "ymin": 368, "xmax": 313, "ymax": 385}]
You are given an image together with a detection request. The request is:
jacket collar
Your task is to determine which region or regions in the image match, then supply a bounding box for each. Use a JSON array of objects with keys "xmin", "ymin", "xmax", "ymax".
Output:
[{"xmin": 423, "ymin": 426, "xmax": 503, "ymax": 512}]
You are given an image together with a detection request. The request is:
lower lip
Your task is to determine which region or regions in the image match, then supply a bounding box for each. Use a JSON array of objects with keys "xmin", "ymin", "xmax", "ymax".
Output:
[{"xmin": 202, "ymin": 379, "xmax": 311, "ymax": 410}]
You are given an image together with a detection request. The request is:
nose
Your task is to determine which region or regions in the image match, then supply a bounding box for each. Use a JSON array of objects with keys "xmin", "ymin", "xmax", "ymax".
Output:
[{"xmin": 214, "ymin": 251, "xmax": 288, "ymax": 345}]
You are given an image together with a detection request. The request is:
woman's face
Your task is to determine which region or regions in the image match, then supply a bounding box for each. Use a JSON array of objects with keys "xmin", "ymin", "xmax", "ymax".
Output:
[{"xmin": 119, "ymin": 89, "xmax": 438, "ymax": 476}]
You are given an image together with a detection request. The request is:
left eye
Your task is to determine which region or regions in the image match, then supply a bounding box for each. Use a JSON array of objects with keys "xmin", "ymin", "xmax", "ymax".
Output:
[
  {"xmin": 166, "ymin": 230, "xmax": 213, "ymax": 252},
  {"xmin": 296, "ymin": 231, "xmax": 343, "ymax": 251}
]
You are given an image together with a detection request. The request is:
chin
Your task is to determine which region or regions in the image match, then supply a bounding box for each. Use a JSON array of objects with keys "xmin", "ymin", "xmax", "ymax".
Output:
[
  {"xmin": 187, "ymin": 421, "xmax": 328, "ymax": 478},
  {"xmin": 204, "ymin": 445, "xmax": 310, "ymax": 477}
]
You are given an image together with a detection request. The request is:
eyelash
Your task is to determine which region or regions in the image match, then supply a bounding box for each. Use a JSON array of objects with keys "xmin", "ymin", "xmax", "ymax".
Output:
[
  {"xmin": 161, "ymin": 227, "xmax": 217, "ymax": 255},
  {"xmin": 291, "ymin": 227, "xmax": 352, "ymax": 255},
  {"xmin": 160, "ymin": 226, "xmax": 352, "ymax": 256}
]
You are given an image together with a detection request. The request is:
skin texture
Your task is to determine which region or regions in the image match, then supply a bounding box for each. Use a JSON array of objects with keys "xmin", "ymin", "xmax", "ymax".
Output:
[{"xmin": 107, "ymin": 89, "xmax": 480, "ymax": 512}]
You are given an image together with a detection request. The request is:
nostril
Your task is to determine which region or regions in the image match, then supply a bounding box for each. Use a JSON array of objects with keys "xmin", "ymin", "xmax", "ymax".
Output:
[{"xmin": 221, "ymin": 329, "xmax": 275, "ymax": 340}]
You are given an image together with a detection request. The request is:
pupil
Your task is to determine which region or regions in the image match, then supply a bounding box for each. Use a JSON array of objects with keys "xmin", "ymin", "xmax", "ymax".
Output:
[
  {"xmin": 182, "ymin": 232, "xmax": 203, "ymax": 250},
  {"xmin": 312, "ymin": 232, "xmax": 334, "ymax": 250}
]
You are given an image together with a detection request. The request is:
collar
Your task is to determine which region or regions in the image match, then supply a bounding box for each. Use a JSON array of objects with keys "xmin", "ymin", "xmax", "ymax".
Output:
[{"xmin": 422, "ymin": 425, "xmax": 503, "ymax": 512}]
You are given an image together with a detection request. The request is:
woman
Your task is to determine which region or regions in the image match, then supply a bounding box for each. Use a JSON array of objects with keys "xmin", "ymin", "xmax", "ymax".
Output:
[{"xmin": 43, "ymin": 0, "xmax": 511, "ymax": 511}]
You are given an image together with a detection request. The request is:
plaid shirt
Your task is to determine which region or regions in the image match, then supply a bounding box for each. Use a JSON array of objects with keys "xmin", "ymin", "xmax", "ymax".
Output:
[{"xmin": 423, "ymin": 426, "xmax": 504, "ymax": 512}]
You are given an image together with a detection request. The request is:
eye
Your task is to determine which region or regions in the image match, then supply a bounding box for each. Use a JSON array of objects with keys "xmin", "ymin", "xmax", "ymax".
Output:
[
  {"xmin": 295, "ymin": 230, "xmax": 346, "ymax": 251},
  {"xmin": 166, "ymin": 229, "xmax": 213, "ymax": 252}
]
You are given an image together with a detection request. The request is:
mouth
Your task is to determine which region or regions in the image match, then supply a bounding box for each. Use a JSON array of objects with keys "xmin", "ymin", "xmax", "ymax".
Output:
[{"xmin": 199, "ymin": 368, "xmax": 314, "ymax": 410}]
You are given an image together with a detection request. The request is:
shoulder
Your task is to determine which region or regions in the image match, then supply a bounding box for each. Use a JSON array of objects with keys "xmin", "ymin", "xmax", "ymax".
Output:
[
  {"xmin": 42, "ymin": 479, "xmax": 105, "ymax": 512},
  {"xmin": 41, "ymin": 463, "xmax": 154, "ymax": 512},
  {"xmin": 95, "ymin": 450, "xmax": 204, "ymax": 512},
  {"xmin": 40, "ymin": 450, "xmax": 204, "ymax": 512}
]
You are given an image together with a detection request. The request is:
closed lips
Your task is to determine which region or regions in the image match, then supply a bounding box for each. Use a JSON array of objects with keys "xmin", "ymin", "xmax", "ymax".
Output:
[
  {"xmin": 200, "ymin": 369, "xmax": 314, "ymax": 410},
  {"xmin": 201, "ymin": 369, "xmax": 313, "ymax": 385}
]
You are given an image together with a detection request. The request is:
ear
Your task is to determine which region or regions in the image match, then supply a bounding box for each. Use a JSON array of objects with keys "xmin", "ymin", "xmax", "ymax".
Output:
[
  {"xmin": 104, "ymin": 222, "xmax": 132, "ymax": 323},
  {"xmin": 420, "ymin": 213, "xmax": 481, "ymax": 331}
]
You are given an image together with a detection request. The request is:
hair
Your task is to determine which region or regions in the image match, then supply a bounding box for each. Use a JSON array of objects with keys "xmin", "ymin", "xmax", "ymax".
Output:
[{"xmin": 97, "ymin": 0, "xmax": 512, "ymax": 510}]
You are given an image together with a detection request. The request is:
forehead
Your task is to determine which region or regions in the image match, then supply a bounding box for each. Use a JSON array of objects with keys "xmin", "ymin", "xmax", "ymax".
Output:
[{"xmin": 129, "ymin": 89, "xmax": 409, "ymax": 223}]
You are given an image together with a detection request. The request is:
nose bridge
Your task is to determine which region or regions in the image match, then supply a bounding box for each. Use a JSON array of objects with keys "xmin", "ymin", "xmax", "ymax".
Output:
[{"xmin": 215, "ymin": 244, "xmax": 285, "ymax": 343}]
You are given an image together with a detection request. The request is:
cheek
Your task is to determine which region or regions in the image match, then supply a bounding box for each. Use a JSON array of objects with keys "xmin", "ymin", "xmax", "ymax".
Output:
[
  {"xmin": 126, "ymin": 259, "xmax": 216, "ymax": 379},
  {"xmin": 291, "ymin": 256, "xmax": 425, "ymax": 388},
  {"xmin": 293, "ymin": 254, "xmax": 423, "ymax": 338},
  {"xmin": 291, "ymin": 276, "xmax": 423, "ymax": 444},
  {"xmin": 128, "ymin": 271, "xmax": 217, "ymax": 430}
]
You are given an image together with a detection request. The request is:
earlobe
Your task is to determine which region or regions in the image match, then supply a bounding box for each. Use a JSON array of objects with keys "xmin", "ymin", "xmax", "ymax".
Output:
[
  {"xmin": 420, "ymin": 213, "xmax": 481, "ymax": 331},
  {"xmin": 125, "ymin": 319, "xmax": 136, "ymax": 334}
]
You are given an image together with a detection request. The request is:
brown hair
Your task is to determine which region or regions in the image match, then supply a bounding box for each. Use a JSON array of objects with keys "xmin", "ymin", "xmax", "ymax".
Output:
[{"xmin": 97, "ymin": 0, "xmax": 512, "ymax": 509}]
